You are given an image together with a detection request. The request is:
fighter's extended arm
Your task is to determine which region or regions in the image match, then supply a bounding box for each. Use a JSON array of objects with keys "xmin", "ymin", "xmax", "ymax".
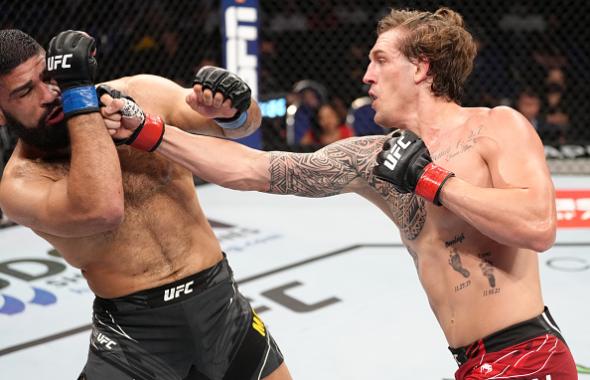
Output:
[
  {"xmin": 0, "ymin": 31, "xmax": 123, "ymax": 237},
  {"xmin": 101, "ymin": 66, "xmax": 260, "ymax": 140},
  {"xmin": 157, "ymin": 125, "xmax": 390, "ymax": 197}
]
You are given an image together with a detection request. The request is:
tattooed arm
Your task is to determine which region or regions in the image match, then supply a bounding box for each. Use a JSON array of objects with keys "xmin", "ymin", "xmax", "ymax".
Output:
[
  {"xmin": 158, "ymin": 126, "xmax": 429, "ymax": 240},
  {"xmin": 157, "ymin": 125, "xmax": 388, "ymax": 196}
]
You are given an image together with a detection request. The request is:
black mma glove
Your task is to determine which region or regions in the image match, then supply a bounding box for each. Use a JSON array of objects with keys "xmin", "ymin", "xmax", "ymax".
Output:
[
  {"xmin": 47, "ymin": 30, "xmax": 99, "ymax": 118},
  {"xmin": 373, "ymin": 130, "xmax": 455, "ymax": 206},
  {"xmin": 193, "ymin": 66, "xmax": 251, "ymax": 129},
  {"xmin": 97, "ymin": 85, "xmax": 165, "ymax": 152}
]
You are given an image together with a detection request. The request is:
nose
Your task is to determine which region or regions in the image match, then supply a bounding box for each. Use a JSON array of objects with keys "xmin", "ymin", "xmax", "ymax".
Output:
[{"xmin": 363, "ymin": 63, "xmax": 375, "ymax": 85}]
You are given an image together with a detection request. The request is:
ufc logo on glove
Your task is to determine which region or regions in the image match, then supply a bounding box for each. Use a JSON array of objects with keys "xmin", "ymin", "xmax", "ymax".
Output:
[
  {"xmin": 384, "ymin": 135, "xmax": 412, "ymax": 170},
  {"xmin": 47, "ymin": 54, "xmax": 73, "ymax": 71}
]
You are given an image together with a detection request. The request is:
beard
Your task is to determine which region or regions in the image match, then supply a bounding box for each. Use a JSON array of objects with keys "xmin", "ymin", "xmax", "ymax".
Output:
[{"xmin": 3, "ymin": 106, "xmax": 69, "ymax": 151}]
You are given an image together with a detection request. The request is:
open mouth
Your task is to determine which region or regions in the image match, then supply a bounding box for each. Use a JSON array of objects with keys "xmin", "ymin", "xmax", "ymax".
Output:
[{"xmin": 45, "ymin": 105, "xmax": 64, "ymax": 126}]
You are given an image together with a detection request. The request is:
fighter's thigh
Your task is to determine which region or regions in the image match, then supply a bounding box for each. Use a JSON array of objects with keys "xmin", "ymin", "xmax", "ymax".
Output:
[
  {"xmin": 262, "ymin": 362, "xmax": 292, "ymax": 380},
  {"xmin": 222, "ymin": 298, "xmax": 286, "ymax": 380},
  {"xmin": 77, "ymin": 348, "xmax": 135, "ymax": 380}
]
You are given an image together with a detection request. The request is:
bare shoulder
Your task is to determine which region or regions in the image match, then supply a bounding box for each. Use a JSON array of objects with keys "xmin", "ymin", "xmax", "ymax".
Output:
[
  {"xmin": 2, "ymin": 145, "xmax": 43, "ymax": 180},
  {"xmin": 3, "ymin": 156, "xmax": 67, "ymax": 183},
  {"xmin": 484, "ymin": 106, "xmax": 538, "ymax": 139},
  {"xmin": 0, "ymin": 148, "xmax": 59, "ymax": 209},
  {"xmin": 475, "ymin": 106, "xmax": 546, "ymax": 168}
]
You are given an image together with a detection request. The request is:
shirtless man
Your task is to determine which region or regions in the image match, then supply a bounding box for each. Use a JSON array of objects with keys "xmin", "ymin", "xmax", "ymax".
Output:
[
  {"xmin": 104, "ymin": 8, "xmax": 578, "ymax": 379},
  {"xmin": 0, "ymin": 30, "xmax": 290, "ymax": 380}
]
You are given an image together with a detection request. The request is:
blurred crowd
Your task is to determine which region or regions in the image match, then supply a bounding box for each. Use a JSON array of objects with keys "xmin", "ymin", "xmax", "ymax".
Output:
[{"xmin": 1, "ymin": 0, "xmax": 589, "ymax": 226}]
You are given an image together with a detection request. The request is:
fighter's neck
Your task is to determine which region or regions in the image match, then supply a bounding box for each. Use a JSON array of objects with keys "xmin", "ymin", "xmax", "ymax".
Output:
[{"xmin": 404, "ymin": 97, "xmax": 464, "ymax": 142}]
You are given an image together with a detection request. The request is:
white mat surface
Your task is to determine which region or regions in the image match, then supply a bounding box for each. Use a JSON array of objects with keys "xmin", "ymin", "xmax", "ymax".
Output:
[{"xmin": 0, "ymin": 176, "xmax": 588, "ymax": 379}]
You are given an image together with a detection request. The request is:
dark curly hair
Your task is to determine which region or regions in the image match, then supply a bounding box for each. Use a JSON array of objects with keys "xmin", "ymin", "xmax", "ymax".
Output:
[{"xmin": 0, "ymin": 29, "xmax": 43, "ymax": 76}]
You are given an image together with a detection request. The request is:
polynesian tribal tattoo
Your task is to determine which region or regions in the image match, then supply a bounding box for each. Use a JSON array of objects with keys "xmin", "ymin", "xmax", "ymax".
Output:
[{"xmin": 268, "ymin": 136, "xmax": 427, "ymax": 240}]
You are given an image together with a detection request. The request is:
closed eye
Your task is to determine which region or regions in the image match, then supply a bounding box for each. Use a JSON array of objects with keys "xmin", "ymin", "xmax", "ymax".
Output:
[{"xmin": 19, "ymin": 88, "xmax": 32, "ymax": 98}]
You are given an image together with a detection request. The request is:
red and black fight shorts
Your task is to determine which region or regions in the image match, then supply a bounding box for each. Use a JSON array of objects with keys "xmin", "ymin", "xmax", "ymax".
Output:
[{"xmin": 449, "ymin": 307, "xmax": 577, "ymax": 379}]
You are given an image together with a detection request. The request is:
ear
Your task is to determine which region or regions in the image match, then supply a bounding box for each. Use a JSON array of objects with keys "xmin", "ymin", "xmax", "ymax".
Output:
[{"xmin": 414, "ymin": 58, "xmax": 430, "ymax": 84}]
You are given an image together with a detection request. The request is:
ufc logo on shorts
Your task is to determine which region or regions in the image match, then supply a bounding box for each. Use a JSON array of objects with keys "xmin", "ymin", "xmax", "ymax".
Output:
[
  {"xmin": 384, "ymin": 135, "xmax": 412, "ymax": 170},
  {"xmin": 164, "ymin": 280, "xmax": 194, "ymax": 302},
  {"xmin": 95, "ymin": 332, "xmax": 117, "ymax": 350},
  {"xmin": 47, "ymin": 54, "xmax": 73, "ymax": 71}
]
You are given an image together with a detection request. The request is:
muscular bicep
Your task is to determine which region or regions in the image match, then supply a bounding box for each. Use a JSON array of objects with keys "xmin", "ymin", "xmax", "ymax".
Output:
[{"xmin": 267, "ymin": 136, "xmax": 389, "ymax": 197}]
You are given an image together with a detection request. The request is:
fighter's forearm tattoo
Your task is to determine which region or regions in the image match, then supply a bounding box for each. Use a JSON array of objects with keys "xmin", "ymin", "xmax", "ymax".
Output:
[
  {"xmin": 268, "ymin": 136, "xmax": 427, "ymax": 240},
  {"xmin": 268, "ymin": 148, "xmax": 357, "ymax": 197}
]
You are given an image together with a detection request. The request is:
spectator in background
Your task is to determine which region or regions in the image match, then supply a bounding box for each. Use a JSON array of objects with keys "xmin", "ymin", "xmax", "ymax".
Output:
[
  {"xmin": 301, "ymin": 103, "xmax": 353, "ymax": 146},
  {"xmin": 515, "ymin": 87, "xmax": 562, "ymax": 145},
  {"xmin": 463, "ymin": 32, "xmax": 511, "ymax": 107},
  {"xmin": 543, "ymin": 68, "xmax": 570, "ymax": 143},
  {"xmin": 515, "ymin": 88, "xmax": 542, "ymax": 129},
  {"xmin": 289, "ymin": 79, "xmax": 326, "ymax": 144}
]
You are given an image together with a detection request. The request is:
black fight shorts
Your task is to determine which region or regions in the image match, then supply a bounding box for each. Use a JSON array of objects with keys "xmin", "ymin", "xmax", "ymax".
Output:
[{"xmin": 78, "ymin": 255, "xmax": 284, "ymax": 380}]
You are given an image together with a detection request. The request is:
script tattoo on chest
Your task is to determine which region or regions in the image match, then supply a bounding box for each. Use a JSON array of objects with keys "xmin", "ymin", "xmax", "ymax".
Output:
[
  {"xmin": 431, "ymin": 125, "xmax": 483, "ymax": 163},
  {"xmin": 268, "ymin": 136, "xmax": 427, "ymax": 240}
]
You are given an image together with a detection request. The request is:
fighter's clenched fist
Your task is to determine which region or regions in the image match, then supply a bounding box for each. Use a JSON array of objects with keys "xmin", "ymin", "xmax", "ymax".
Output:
[
  {"xmin": 47, "ymin": 30, "xmax": 99, "ymax": 118},
  {"xmin": 187, "ymin": 66, "xmax": 251, "ymax": 129},
  {"xmin": 373, "ymin": 130, "xmax": 454, "ymax": 206}
]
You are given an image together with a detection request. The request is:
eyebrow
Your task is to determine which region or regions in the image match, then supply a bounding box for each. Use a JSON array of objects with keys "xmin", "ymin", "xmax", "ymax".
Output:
[
  {"xmin": 9, "ymin": 80, "xmax": 33, "ymax": 98},
  {"xmin": 369, "ymin": 49, "xmax": 386, "ymax": 59}
]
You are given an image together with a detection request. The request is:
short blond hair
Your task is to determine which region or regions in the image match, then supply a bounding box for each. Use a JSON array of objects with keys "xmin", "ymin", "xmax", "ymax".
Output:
[{"xmin": 377, "ymin": 7, "xmax": 477, "ymax": 103}]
